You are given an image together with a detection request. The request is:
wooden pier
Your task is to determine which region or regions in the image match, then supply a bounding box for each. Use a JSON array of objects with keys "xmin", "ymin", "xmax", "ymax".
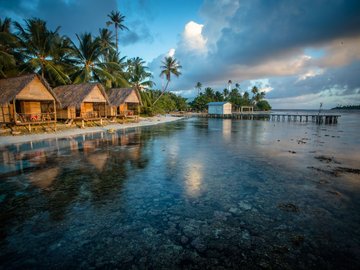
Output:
[{"xmin": 197, "ymin": 113, "xmax": 340, "ymax": 124}]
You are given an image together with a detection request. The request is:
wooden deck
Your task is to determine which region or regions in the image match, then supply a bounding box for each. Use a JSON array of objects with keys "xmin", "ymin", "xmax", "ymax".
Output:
[{"xmin": 196, "ymin": 113, "xmax": 341, "ymax": 124}]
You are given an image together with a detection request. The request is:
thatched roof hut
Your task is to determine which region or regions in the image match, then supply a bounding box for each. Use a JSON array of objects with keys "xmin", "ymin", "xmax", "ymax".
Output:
[
  {"xmin": 54, "ymin": 83, "xmax": 109, "ymax": 109},
  {"xmin": 107, "ymin": 88, "xmax": 141, "ymax": 117},
  {"xmin": 108, "ymin": 88, "xmax": 141, "ymax": 106},
  {"xmin": 0, "ymin": 74, "xmax": 58, "ymax": 126},
  {"xmin": 53, "ymin": 83, "xmax": 110, "ymax": 120},
  {"xmin": 0, "ymin": 74, "xmax": 58, "ymax": 105}
]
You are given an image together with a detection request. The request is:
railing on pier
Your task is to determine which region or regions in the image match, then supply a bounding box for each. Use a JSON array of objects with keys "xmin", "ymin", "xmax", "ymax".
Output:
[{"xmin": 196, "ymin": 113, "xmax": 340, "ymax": 124}]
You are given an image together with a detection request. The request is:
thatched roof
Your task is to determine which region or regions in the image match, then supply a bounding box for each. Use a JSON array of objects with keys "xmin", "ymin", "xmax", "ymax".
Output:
[
  {"xmin": 53, "ymin": 83, "xmax": 109, "ymax": 108},
  {"xmin": 0, "ymin": 74, "xmax": 58, "ymax": 105},
  {"xmin": 107, "ymin": 88, "xmax": 141, "ymax": 106}
]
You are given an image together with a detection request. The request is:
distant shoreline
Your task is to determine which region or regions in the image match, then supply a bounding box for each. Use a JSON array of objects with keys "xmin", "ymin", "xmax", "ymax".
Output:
[{"xmin": 330, "ymin": 105, "xmax": 360, "ymax": 110}]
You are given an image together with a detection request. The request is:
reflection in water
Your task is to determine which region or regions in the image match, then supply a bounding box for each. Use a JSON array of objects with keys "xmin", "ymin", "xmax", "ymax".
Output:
[
  {"xmin": 27, "ymin": 167, "xmax": 60, "ymax": 189},
  {"xmin": 185, "ymin": 161, "xmax": 203, "ymax": 197},
  {"xmin": 222, "ymin": 119, "xmax": 232, "ymax": 141},
  {"xmin": 0, "ymin": 116, "xmax": 359, "ymax": 269},
  {"xmin": 87, "ymin": 152, "xmax": 109, "ymax": 172}
]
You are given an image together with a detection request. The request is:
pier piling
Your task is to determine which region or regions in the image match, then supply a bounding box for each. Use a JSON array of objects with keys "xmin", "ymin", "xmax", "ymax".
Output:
[{"xmin": 196, "ymin": 113, "xmax": 340, "ymax": 125}]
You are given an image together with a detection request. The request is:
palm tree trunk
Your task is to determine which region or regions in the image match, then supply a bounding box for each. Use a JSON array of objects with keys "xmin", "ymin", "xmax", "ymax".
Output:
[
  {"xmin": 152, "ymin": 80, "xmax": 169, "ymax": 106},
  {"xmin": 115, "ymin": 25, "xmax": 118, "ymax": 53},
  {"xmin": 41, "ymin": 63, "xmax": 44, "ymax": 79}
]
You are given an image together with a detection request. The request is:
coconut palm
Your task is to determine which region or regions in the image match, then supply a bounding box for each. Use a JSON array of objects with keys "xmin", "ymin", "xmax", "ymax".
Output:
[
  {"xmin": 69, "ymin": 32, "xmax": 119, "ymax": 83},
  {"xmin": 127, "ymin": 57, "xmax": 154, "ymax": 90},
  {"xmin": 242, "ymin": 91, "xmax": 250, "ymax": 105},
  {"xmin": 204, "ymin": 87, "xmax": 215, "ymax": 99},
  {"xmin": 228, "ymin": 79, "xmax": 232, "ymax": 90},
  {"xmin": 46, "ymin": 35, "xmax": 74, "ymax": 86},
  {"xmin": 251, "ymin": 86, "xmax": 259, "ymax": 95},
  {"xmin": 0, "ymin": 17, "xmax": 17, "ymax": 78},
  {"xmin": 102, "ymin": 50, "xmax": 129, "ymax": 88},
  {"xmin": 223, "ymin": 88, "xmax": 229, "ymax": 100},
  {"xmin": 13, "ymin": 18, "xmax": 70, "ymax": 84},
  {"xmin": 251, "ymin": 86, "xmax": 259, "ymax": 104},
  {"xmin": 97, "ymin": 28, "xmax": 115, "ymax": 57},
  {"xmin": 195, "ymin": 81, "xmax": 202, "ymax": 96},
  {"xmin": 160, "ymin": 56, "xmax": 182, "ymax": 90},
  {"xmin": 106, "ymin": 11, "xmax": 128, "ymax": 53},
  {"xmin": 153, "ymin": 56, "xmax": 182, "ymax": 105}
]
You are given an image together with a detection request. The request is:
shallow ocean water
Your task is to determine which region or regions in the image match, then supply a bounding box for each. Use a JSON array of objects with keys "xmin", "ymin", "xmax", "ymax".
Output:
[{"xmin": 0, "ymin": 112, "xmax": 359, "ymax": 269}]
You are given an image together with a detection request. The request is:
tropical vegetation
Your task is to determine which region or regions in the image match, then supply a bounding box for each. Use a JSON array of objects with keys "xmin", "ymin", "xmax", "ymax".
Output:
[
  {"xmin": 0, "ymin": 13, "xmax": 188, "ymax": 115},
  {"xmin": 331, "ymin": 105, "xmax": 360, "ymax": 110},
  {"xmin": 190, "ymin": 83, "xmax": 271, "ymax": 111}
]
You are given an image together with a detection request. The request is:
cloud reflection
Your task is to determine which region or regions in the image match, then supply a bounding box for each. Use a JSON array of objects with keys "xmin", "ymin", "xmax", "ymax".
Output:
[{"xmin": 185, "ymin": 162, "xmax": 203, "ymax": 197}]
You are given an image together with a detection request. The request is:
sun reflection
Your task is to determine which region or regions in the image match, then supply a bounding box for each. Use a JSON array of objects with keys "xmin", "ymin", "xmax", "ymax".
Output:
[{"xmin": 185, "ymin": 162, "xmax": 203, "ymax": 197}]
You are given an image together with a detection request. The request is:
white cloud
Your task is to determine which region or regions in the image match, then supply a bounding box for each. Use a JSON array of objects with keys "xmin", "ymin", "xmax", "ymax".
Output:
[
  {"xmin": 297, "ymin": 68, "xmax": 324, "ymax": 82},
  {"xmin": 200, "ymin": 0, "xmax": 240, "ymax": 51},
  {"xmin": 179, "ymin": 21, "xmax": 207, "ymax": 54},
  {"xmin": 167, "ymin": 48, "xmax": 175, "ymax": 57},
  {"xmin": 248, "ymin": 79, "xmax": 273, "ymax": 93}
]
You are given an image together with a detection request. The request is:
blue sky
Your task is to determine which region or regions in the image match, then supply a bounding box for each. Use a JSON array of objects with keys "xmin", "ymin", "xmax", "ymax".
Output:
[{"xmin": 1, "ymin": 0, "xmax": 360, "ymax": 109}]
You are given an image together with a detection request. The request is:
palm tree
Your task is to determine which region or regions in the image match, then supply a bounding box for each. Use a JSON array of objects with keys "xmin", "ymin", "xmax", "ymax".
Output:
[
  {"xmin": 0, "ymin": 17, "xmax": 17, "ymax": 78},
  {"xmin": 215, "ymin": 91, "xmax": 224, "ymax": 102},
  {"xmin": 153, "ymin": 56, "xmax": 182, "ymax": 105},
  {"xmin": 243, "ymin": 91, "xmax": 250, "ymax": 101},
  {"xmin": 102, "ymin": 50, "xmax": 129, "ymax": 88},
  {"xmin": 97, "ymin": 28, "xmax": 116, "ymax": 57},
  {"xmin": 13, "ymin": 18, "xmax": 69, "ymax": 84},
  {"xmin": 251, "ymin": 86, "xmax": 259, "ymax": 95},
  {"xmin": 260, "ymin": 91, "xmax": 266, "ymax": 100},
  {"xmin": 127, "ymin": 57, "xmax": 154, "ymax": 90},
  {"xmin": 223, "ymin": 88, "xmax": 229, "ymax": 100},
  {"xmin": 228, "ymin": 79, "xmax": 232, "ymax": 91},
  {"xmin": 47, "ymin": 35, "xmax": 74, "ymax": 86},
  {"xmin": 204, "ymin": 87, "xmax": 215, "ymax": 99},
  {"xmin": 69, "ymin": 32, "xmax": 118, "ymax": 83},
  {"xmin": 160, "ymin": 56, "xmax": 182, "ymax": 90},
  {"xmin": 251, "ymin": 86, "xmax": 259, "ymax": 104},
  {"xmin": 195, "ymin": 81, "xmax": 202, "ymax": 96},
  {"xmin": 106, "ymin": 11, "xmax": 128, "ymax": 53}
]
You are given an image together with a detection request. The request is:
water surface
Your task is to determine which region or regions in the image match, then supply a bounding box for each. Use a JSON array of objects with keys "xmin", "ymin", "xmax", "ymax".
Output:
[{"xmin": 0, "ymin": 113, "xmax": 359, "ymax": 269}]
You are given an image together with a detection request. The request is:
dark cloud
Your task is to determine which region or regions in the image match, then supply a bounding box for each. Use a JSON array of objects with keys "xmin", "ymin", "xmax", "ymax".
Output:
[
  {"xmin": 120, "ymin": 20, "xmax": 154, "ymax": 46},
  {"xmin": 0, "ymin": 0, "xmax": 153, "ymax": 45},
  {"xmin": 1, "ymin": 0, "xmax": 116, "ymax": 38},
  {"xmin": 154, "ymin": 0, "xmax": 360, "ymax": 106},
  {"xmin": 215, "ymin": 0, "xmax": 360, "ymax": 66},
  {"xmin": 267, "ymin": 61, "xmax": 360, "ymax": 99}
]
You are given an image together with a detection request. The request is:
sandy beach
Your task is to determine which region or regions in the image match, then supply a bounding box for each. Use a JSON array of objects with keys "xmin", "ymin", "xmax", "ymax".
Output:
[{"xmin": 0, "ymin": 115, "xmax": 183, "ymax": 147}]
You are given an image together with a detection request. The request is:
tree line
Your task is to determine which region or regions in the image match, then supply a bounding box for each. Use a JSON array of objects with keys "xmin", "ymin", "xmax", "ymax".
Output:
[{"xmin": 190, "ymin": 81, "xmax": 271, "ymax": 111}]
